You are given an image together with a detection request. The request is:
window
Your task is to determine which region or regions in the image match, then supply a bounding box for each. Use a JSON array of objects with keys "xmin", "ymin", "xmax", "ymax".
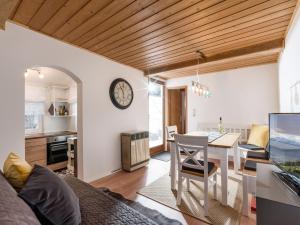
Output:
[
  {"xmin": 149, "ymin": 81, "xmax": 164, "ymax": 148},
  {"xmin": 25, "ymin": 102, "xmax": 44, "ymax": 134}
]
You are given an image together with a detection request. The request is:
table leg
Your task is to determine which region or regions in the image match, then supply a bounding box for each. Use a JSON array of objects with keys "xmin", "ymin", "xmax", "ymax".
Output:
[
  {"xmin": 170, "ymin": 142, "xmax": 176, "ymax": 190},
  {"xmin": 220, "ymin": 150, "xmax": 228, "ymax": 205},
  {"xmin": 243, "ymin": 175, "xmax": 249, "ymax": 216},
  {"xmin": 233, "ymin": 141, "xmax": 241, "ymax": 173},
  {"xmin": 237, "ymin": 142, "xmax": 241, "ymax": 170}
]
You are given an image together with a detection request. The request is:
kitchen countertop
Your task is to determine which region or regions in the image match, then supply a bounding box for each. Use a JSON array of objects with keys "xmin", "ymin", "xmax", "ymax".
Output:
[{"xmin": 25, "ymin": 131, "xmax": 77, "ymax": 140}]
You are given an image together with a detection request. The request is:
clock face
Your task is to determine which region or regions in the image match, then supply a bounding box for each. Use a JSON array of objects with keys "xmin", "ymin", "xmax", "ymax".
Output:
[{"xmin": 109, "ymin": 78, "xmax": 134, "ymax": 109}]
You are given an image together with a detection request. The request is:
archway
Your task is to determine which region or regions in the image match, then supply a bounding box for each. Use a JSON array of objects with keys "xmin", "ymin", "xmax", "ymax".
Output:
[{"xmin": 24, "ymin": 65, "xmax": 83, "ymax": 179}]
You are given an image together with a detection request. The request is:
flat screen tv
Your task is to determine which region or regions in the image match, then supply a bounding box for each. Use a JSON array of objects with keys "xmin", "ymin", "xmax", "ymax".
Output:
[{"xmin": 269, "ymin": 113, "xmax": 300, "ymax": 196}]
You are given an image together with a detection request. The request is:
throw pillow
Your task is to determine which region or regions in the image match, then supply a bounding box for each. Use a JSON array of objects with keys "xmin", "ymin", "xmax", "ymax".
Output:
[
  {"xmin": 18, "ymin": 165, "xmax": 81, "ymax": 225},
  {"xmin": 247, "ymin": 124, "xmax": 269, "ymax": 148},
  {"xmin": 3, "ymin": 152, "xmax": 32, "ymax": 190}
]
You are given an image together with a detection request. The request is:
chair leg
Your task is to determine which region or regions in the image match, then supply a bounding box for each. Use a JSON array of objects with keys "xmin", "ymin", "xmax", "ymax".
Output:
[
  {"xmin": 204, "ymin": 180, "xmax": 209, "ymax": 216},
  {"xmin": 213, "ymin": 173, "xmax": 217, "ymax": 200},
  {"xmin": 187, "ymin": 178, "xmax": 190, "ymax": 191},
  {"xmin": 177, "ymin": 174, "xmax": 183, "ymax": 205}
]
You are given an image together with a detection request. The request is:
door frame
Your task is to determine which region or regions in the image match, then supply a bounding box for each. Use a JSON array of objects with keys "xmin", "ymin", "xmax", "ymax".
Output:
[
  {"xmin": 149, "ymin": 78, "xmax": 166, "ymax": 156},
  {"xmin": 165, "ymin": 86, "xmax": 188, "ymax": 148}
]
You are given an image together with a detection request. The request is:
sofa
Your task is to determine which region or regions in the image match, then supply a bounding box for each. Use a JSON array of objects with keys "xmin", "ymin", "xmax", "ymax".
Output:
[{"xmin": 0, "ymin": 171, "xmax": 181, "ymax": 225}]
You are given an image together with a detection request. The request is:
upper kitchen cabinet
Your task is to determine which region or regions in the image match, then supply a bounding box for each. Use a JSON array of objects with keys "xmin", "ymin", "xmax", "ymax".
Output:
[
  {"xmin": 49, "ymin": 86, "xmax": 69, "ymax": 103},
  {"xmin": 48, "ymin": 85, "xmax": 77, "ymax": 103},
  {"xmin": 47, "ymin": 86, "xmax": 75, "ymax": 117}
]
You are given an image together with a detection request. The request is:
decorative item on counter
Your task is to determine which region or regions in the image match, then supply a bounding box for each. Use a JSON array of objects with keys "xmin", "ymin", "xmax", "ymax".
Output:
[
  {"xmin": 58, "ymin": 106, "xmax": 65, "ymax": 116},
  {"xmin": 218, "ymin": 117, "xmax": 224, "ymax": 133},
  {"xmin": 48, "ymin": 104, "xmax": 54, "ymax": 116}
]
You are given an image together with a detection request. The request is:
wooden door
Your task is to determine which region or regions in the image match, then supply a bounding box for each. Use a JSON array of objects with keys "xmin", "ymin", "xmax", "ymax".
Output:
[{"xmin": 168, "ymin": 89, "xmax": 186, "ymax": 134}]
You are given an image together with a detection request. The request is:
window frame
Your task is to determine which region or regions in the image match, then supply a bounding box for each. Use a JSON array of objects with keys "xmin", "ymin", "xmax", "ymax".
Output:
[{"xmin": 149, "ymin": 78, "xmax": 165, "ymax": 155}]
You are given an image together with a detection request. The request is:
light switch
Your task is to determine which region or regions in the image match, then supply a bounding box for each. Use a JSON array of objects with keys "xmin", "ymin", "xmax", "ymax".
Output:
[{"xmin": 193, "ymin": 108, "xmax": 196, "ymax": 117}]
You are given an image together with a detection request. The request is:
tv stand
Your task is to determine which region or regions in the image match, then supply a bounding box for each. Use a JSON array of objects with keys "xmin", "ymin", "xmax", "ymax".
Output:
[
  {"xmin": 256, "ymin": 164, "xmax": 300, "ymax": 225},
  {"xmin": 272, "ymin": 171, "xmax": 300, "ymax": 196}
]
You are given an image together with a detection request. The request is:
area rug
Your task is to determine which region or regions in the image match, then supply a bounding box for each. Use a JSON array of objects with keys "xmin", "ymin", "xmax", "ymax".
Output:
[
  {"xmin": 138, "ymin": 169, "xmax": 242, "ymax": 225},
  {"xmin": 151, "ymin": 151, "xmax": 171, "ymax": 162}
]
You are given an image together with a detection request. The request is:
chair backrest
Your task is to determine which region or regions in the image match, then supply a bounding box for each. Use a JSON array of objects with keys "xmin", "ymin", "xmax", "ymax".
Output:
[
  {"xmin": 174, "ymin": 134, "xmax": 209, "ymax": 178},
  {"xmin": 166, "ymin": 125, "xmax": 178, "ymax": 139}
]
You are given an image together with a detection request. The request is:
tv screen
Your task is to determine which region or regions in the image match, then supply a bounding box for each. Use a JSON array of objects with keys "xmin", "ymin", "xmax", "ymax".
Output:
[{"xmin": 269, "ymin": 113, "xmax": 300, "ymax": 184}]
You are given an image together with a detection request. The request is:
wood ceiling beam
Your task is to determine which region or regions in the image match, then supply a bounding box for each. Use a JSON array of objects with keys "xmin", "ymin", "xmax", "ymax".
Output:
[
  {"xmin": 160, "ymin": 53, "xmax": 278, "ymax": 79},
  {"xmin": 145, "ymin": 39, "xmax": 283, "ymax": 75},
  {"xmin": 0, "ymin": 0, "xmax": 19, "ymax": 30}
]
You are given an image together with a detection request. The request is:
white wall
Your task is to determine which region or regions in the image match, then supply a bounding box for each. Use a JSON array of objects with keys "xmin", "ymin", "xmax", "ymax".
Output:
[
  {"xmin": 25, "ymin": 84, "xmax": 47, "ymax": 102},
  {"xmin": 279, "ymin": 8, "xmax": 300, "ymax": 112},
  {"xmin": 0, "ymin": 22, "xmax": 148, "ymax": 182},
  {"xmin": 167, "ymin": 64, "xmax": 279, "ymax": 132},
  {"xmin": 43, "ymin": 116, "xmax": 69, "ymax": 133}
]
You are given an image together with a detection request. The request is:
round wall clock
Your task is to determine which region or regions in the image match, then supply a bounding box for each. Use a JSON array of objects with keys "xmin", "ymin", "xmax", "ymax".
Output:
[{"xmin": 109, "ymin": 78, "xmax": 134, "ymax": 109}]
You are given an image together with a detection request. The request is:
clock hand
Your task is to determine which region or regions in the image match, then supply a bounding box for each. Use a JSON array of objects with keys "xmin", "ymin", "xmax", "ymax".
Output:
[{"xmin": 120, "ymin": 86, "xmax": 125, "ymax": 99}]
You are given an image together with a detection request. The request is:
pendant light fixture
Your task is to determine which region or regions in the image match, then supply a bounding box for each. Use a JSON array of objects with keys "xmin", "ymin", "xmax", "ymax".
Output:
[{"xmin": 192, "ymin": 50, "xmax": 211, "ymax": 98}]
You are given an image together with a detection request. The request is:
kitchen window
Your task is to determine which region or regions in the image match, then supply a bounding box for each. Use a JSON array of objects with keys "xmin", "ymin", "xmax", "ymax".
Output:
[{"xmin": 25, "ymin": 102, "xmax": 44, "ymax": 134}]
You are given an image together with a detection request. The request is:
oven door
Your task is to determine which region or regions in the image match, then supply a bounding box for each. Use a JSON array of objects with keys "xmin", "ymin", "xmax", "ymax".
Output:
[{"xmin": 47, "ymin": 141, "xmax": 68, "ymax": 165}]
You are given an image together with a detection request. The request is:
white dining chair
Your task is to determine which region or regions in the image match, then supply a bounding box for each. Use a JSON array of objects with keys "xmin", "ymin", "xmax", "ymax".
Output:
[
  {"xmin": 174, "ymin": 134, "xmax": 218, "ymax": 216},
  {"xmin": 166, "ymin": 125, "xmax": 178, "ymax": 139}
]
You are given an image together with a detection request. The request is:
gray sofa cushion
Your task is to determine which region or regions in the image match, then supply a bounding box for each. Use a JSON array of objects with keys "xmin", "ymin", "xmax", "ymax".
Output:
[
  {"xmin": 0, "ymin": 171, "xmax": 41, "ymax": 225},
  {"xmin": 18, "ymin": 165, "xmax": 81, "ymax": 225}
]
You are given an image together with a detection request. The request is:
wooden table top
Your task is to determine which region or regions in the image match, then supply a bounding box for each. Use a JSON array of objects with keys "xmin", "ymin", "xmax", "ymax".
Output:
[{"xmin": 167, "ymin": 132, "xmax": 241, "ymax": 148}]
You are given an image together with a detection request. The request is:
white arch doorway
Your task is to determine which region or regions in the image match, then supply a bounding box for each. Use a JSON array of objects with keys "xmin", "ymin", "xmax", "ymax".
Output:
[{"xmin": 24, "ymin": 65, "xmax": 83, "ymax": 179}]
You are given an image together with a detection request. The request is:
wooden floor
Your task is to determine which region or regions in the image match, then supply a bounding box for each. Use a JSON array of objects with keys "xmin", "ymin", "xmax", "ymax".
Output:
[{"xmin": 91, "ymin": 157, "xmax": 256, "ymax": 225}]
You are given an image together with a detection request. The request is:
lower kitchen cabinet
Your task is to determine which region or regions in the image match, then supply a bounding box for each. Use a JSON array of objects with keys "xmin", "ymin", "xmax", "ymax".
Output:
[{"xmin": 25, "ymin": 138, "xmax": 47, "ymax": 167}]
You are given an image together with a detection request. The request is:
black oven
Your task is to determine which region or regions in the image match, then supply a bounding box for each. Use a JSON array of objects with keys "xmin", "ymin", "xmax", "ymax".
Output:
[{"xmin": 47, "ymin": 135, "xmax": 74, "ymax": 165}]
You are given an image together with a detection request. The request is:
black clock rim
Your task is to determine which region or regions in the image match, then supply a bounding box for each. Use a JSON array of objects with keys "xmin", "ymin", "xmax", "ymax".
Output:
[{"xmin": 109, "ymin": 78, "xmax": 134, "ymax": 110}]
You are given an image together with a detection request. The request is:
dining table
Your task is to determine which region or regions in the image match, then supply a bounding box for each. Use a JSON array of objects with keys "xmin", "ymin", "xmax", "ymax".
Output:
[{"xmin": 168, "ymin": 131, "xmax": 241, "ymax": 206}]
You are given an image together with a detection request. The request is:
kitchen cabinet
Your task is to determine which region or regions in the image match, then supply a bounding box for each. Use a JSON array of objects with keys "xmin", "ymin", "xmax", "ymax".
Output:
[
  {"xmin": 25, "ymin": 132, "xmax": 77, "ymax": 171},
  {"xmin": 47, "ymin": 86, "xmax": 71, "ymax": 117},
  {"xmin": 25, "ymin": 137, "xmax": 47, "ymax": 167}
]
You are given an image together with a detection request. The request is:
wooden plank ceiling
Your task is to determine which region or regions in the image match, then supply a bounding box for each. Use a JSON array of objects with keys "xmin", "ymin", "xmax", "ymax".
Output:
[
  {"xmin": 0, "ymin": 0, "xmax": 18, "ymax": 29},
  {"xmin": 8, "ymin": 0, "xmax": 297, "ymax": 79}
]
